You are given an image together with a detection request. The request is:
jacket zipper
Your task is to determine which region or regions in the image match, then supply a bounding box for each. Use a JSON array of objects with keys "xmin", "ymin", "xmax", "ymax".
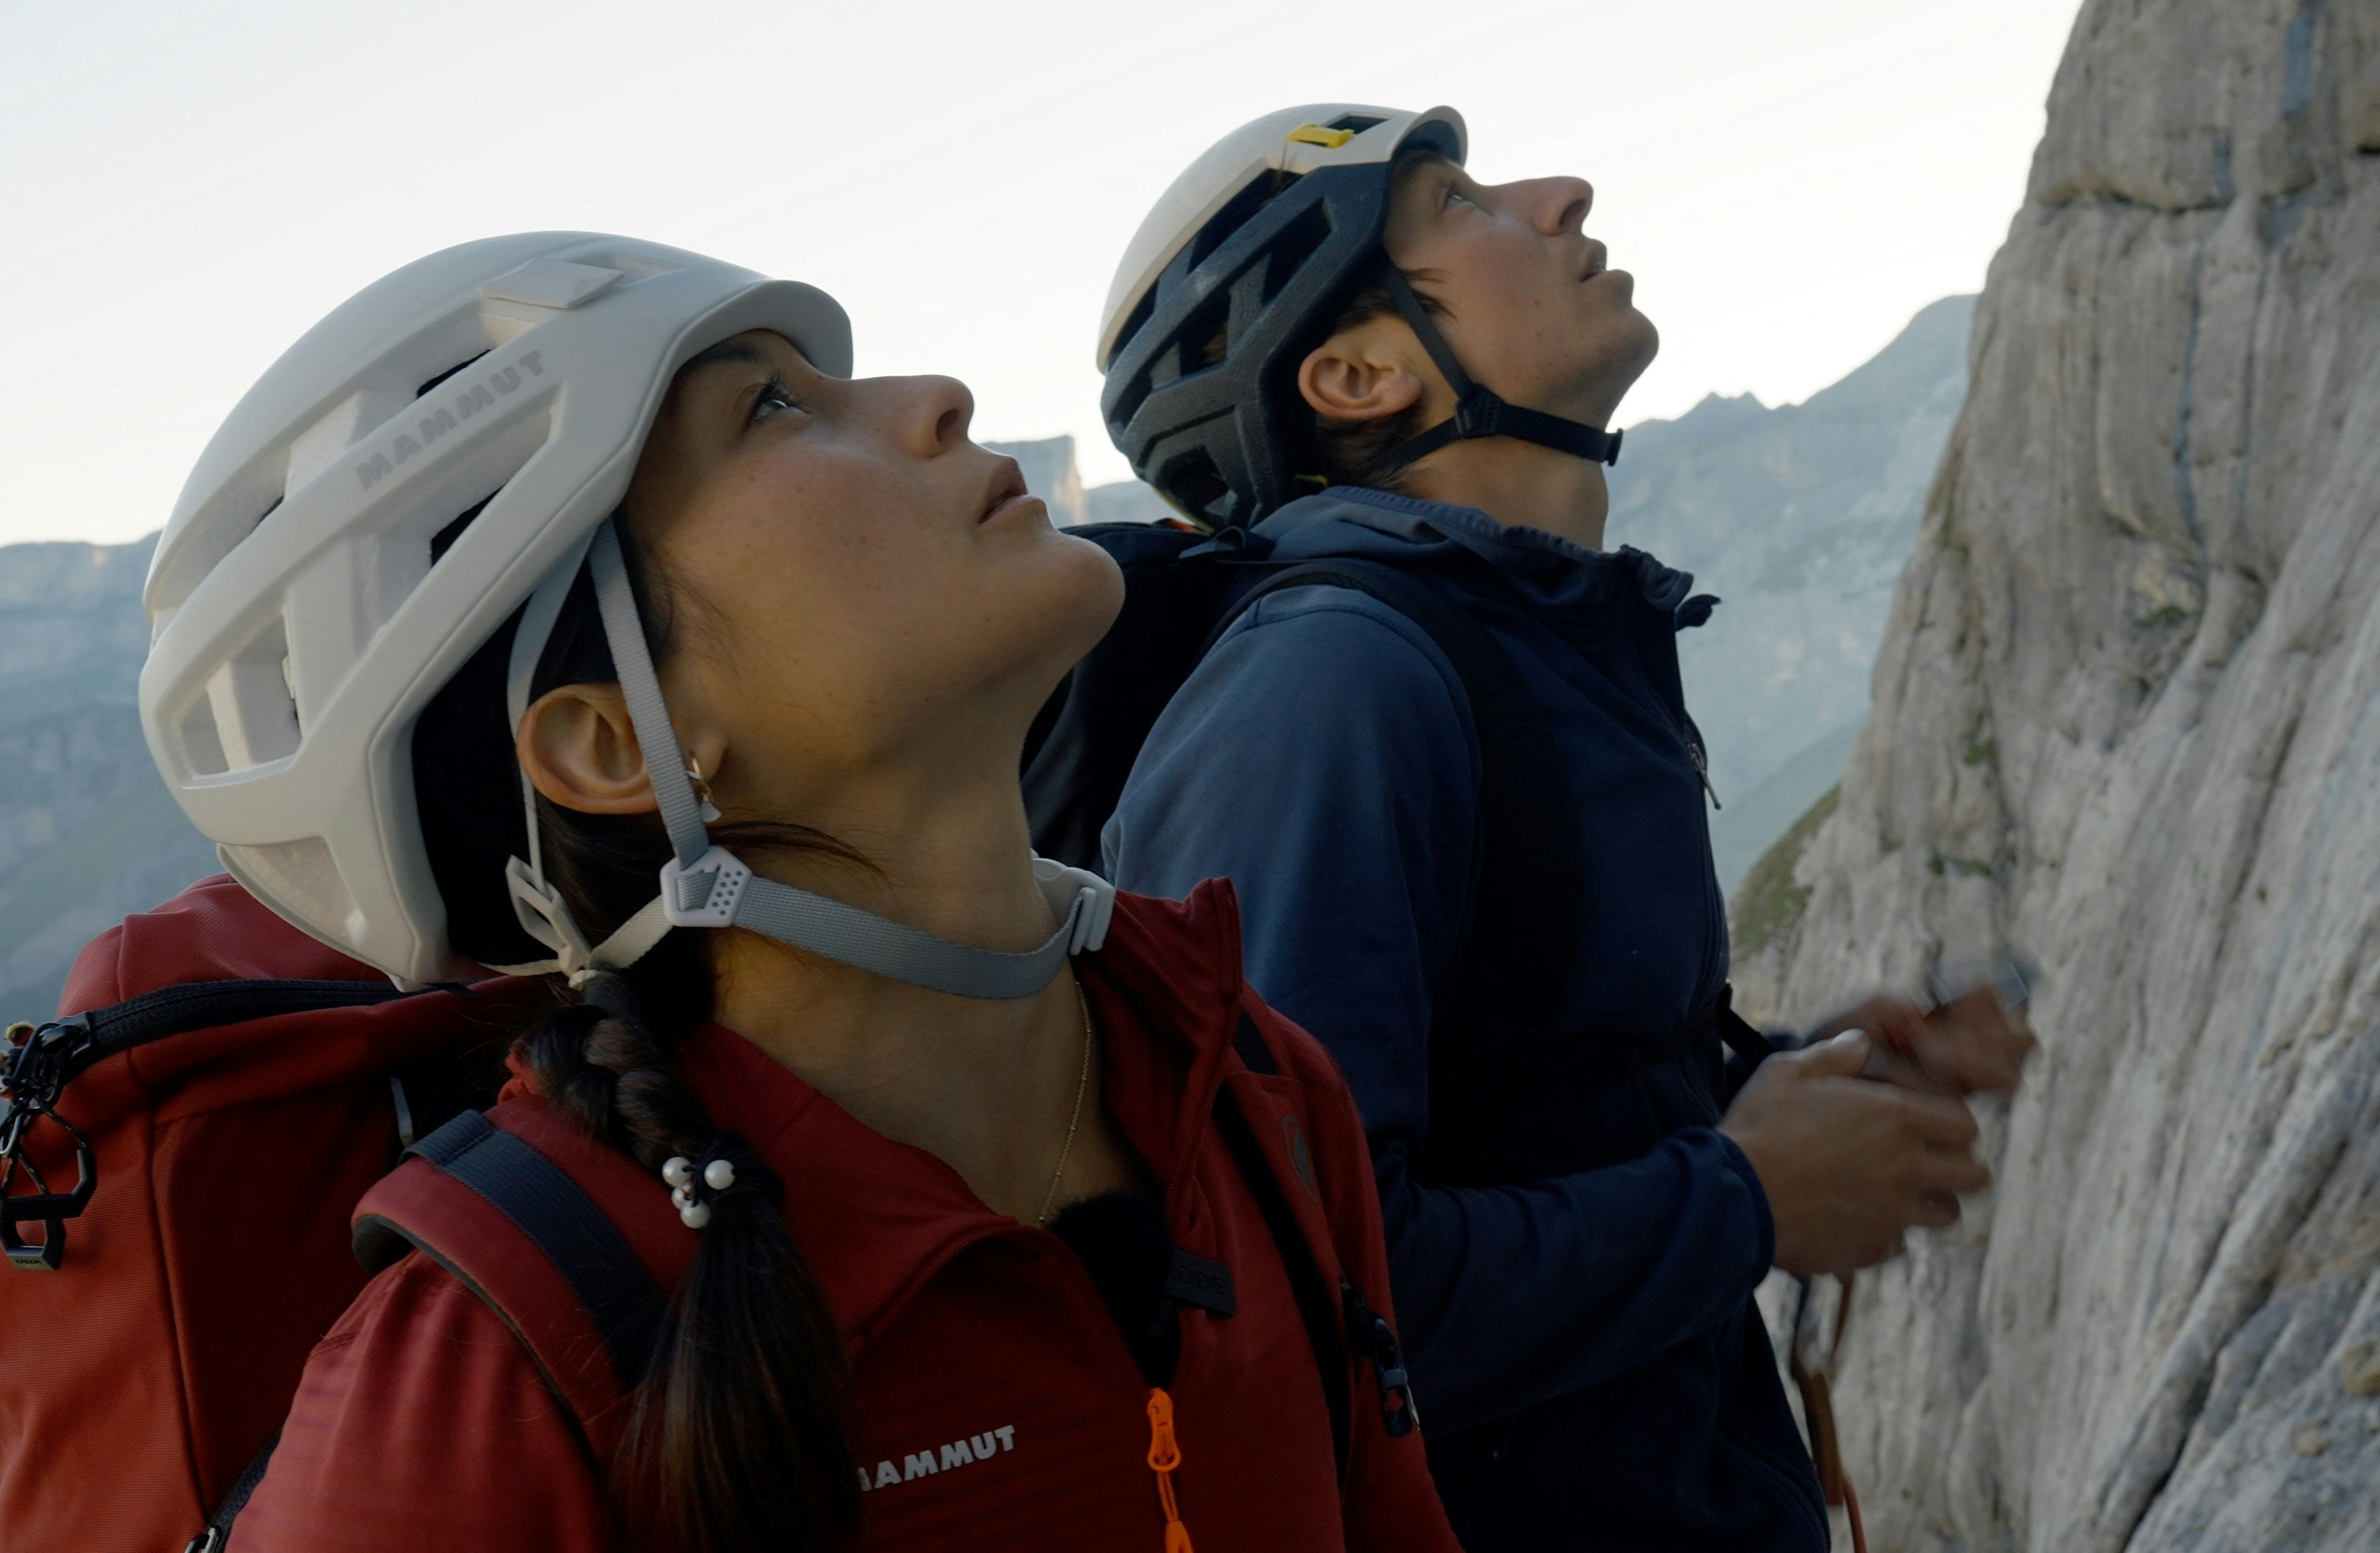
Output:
[{"xmin": 1685, "ymin": 733, "xmax": 1721, "ymax": 810}]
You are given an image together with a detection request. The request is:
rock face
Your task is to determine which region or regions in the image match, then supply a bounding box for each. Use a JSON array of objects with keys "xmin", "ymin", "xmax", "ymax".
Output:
[{"xmin": 1733, "ymin": 3, "xmax": 2380, "ymax": 1549}]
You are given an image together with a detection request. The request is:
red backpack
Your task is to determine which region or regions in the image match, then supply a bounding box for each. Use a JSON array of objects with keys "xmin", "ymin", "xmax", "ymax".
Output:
[
  {"xmin": 0, "ymin": 878, "xmax": 1414, "ymax": 1552},
  {"xmin": 0, "ymin": 877, "xmax": 540, "ymax": 1551}
]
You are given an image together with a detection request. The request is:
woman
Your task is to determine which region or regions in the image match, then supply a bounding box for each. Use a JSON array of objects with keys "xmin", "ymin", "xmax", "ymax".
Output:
[{"xmin": 138, "ymin": 234, "xmax": 1458, "ymax": 1551}]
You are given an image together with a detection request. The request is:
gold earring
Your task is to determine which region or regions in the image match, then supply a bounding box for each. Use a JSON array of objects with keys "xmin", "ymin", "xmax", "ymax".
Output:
[{"xmin": 687, "ymin": 756, "xmax": 722, "ymax": 823}]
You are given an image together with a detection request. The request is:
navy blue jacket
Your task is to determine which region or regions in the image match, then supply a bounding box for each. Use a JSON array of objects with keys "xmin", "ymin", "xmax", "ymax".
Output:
[{"xmin": 1103, "ymin": 488, "xmax": 1826, "ymax": 1552}]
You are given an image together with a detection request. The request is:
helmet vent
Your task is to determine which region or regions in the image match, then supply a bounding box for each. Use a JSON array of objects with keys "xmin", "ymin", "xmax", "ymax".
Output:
[
  {"xmin": 1109, "ymin": 287, "xmax": 1159, "ymax": 367},
  {"xmin": 220, "ymin": 838, "xmax": 362, "ymax": 946},
  {"xmin": 362, "ymin": 403, "xmax": 555, "ymax": 630},
  {"xmin": 1177, "ymin": 294, "xmax": 1231, "ymax": 381},
  {"xmin": 417, "ymin": 352, "xmax": 491, "ymax": 399},
  {"xmin": 1156, "ymin": 445, "xmax": 1235, "ymax": 527},
  {"xmin": 1261, "ymin": 205, "xmax": 1332, "ymax": 306},
  {"xmin": 181, "ymin": 613, "xmax": 299, "ymax": 776},
  {"xmin": 1326, "ymin": 114, "xmax": 1386, "ymax": 134},
  {"xmin": 1189, "ymin": 172, "xmax": 1298, "ymax": 271}
]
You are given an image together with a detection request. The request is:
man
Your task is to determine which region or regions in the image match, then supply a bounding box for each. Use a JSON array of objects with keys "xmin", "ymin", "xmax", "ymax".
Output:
[{"xmin": 1094, "ymin": 105, "xmax": 2031, "ymax": 1551}]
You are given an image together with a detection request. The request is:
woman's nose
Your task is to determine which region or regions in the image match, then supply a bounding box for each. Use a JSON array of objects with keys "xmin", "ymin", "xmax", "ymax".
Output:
[{"xmin": 887, "ymin": 374, "xmax": 975, "ymax": 455}]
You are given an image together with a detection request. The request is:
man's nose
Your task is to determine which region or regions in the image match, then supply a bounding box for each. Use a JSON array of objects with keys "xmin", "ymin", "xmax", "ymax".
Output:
[{"xmin": 1511, "ymin": 176, "xmax": 1594, "ymax": 237}]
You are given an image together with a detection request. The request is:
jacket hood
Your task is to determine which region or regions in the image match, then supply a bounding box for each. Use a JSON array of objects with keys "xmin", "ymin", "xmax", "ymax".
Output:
[{"xmin": 1252, "ymin": 486, "xmax": 1719, "ymax": 629}]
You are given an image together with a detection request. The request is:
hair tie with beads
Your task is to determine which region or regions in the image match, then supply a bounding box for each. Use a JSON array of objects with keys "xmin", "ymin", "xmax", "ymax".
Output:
[{"xmin": 661, "ymin": 1142, "xmax": 779, "ymax": 1229}]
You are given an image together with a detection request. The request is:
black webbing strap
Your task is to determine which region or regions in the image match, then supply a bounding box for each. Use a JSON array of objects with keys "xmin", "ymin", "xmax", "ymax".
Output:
[
  {"xmin": 2, "ymin": 978, "xmax": 415, "ymax": 1272},
  {"xmin": 181, "ymin": 1430, "xmax": 278, "ymax": 1553},
  {"xmin": 1211, "ymin": 1081, "xmax": 1353, "ymax": 1485},
  {"xmin": 404, "ymin": 1111, "xmax": 665, "ymax": 1391},
  {"xmin": 17, "ymin": 978, "xmax": 407, "ymax": 1091},
  {"xmin": 1362, "ymin": 258, "xmax": 1621, "ymax": 480},
  {"xmin": 1717, "ymin": 987, "xmax": 1779, "ymax": 1068}
]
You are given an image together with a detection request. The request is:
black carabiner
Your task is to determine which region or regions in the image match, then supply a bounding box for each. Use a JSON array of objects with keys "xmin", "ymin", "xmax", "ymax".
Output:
[{"xmin": 0, "ymin": 1021, "xmax": 101, "ymax": 1271}]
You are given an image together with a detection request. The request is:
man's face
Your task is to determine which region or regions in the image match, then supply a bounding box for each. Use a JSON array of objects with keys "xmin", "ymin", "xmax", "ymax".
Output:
[{"xmin": 1382, "ymin": 155, "xmax": 1658, "ymax": 425}]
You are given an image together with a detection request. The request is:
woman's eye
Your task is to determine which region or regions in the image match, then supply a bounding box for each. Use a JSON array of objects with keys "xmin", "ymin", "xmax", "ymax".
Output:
[{"xmin": 751, "ymin": 380, "xmax": 806, "ymax": 424}]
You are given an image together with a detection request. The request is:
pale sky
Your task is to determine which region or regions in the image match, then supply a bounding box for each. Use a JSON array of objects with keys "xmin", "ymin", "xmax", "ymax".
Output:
[{"xmin": 2, "ymin": 0, "xmax": 2081, "ymax": 546}]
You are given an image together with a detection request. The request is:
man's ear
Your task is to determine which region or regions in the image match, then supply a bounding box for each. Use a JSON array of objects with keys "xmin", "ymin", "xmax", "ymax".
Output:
[
  {"xmin": 517, "ymin": 684, "xmax": 659, "ymax": 815},
  {"xmin": 1297, "ymin": 319, "xmax": 1431, "ymax": 425}
]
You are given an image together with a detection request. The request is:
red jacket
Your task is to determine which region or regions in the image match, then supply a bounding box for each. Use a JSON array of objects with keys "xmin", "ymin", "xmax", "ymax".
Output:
[{"xmin": 238, "ymin": 881, "xmax": 1463, "ymax": 1552}]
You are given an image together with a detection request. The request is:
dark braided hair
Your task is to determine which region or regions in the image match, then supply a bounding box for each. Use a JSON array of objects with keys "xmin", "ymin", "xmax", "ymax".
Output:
[{"xmin": 414, "ymin": 515, "xmax": 864, "ymax": 1551}]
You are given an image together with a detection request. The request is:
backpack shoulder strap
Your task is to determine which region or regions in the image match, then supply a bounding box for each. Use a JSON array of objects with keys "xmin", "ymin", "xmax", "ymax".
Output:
[
  {"xmin": 351, "ymin": 1103, "xmax": 690, "ymax": 1466},
  {"xmin": 1213, "ymin": 1008, "xmax": 1421, "ymax": 1491},
  {"xmin": 1200, "ymin": 555, "xmax": 1506, "ymax": 703},
  {"xmin": 1209, "ymin": 556, "xmax": 1585, "ymax": 1044},
  {"xmin": 1211, "ymin": 1075, "xmax": 1353, "ymax": 1482}
]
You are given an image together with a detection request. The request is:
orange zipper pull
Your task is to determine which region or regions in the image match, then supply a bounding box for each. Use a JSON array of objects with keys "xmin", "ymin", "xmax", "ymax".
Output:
[{"xmin": 1146, "ymin": 1388, "xmax": 1195, "ymax": 1553}]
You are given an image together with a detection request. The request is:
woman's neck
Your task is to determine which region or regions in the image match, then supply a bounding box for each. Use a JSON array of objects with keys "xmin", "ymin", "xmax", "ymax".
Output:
[{"xmin": 705, "ymin": 768, "xmax": 1135, "ymax": 1223}]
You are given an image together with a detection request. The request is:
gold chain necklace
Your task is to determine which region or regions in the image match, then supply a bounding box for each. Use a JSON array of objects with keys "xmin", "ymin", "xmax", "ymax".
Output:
[{"xmin": 1035, "ymin": 982, "xmax": 1094, "ymax": 1227}]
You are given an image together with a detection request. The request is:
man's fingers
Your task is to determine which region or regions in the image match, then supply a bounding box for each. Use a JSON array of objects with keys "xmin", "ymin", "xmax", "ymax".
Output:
[
  {"xmin": 1910, "ymin": 1191, "xmax": 1964, "ymax": 1229},
  {"xmin": 1789, "ymin": 1029, "xmax": 1874, "ymax": 1079},
  {"xmin": 1865, "ymin": 998, "xmax": 1929, "ymax": 1057},
  {"xmin": 1892, "ymin": 1089, "xmax": 1982, "ymax": 1148},
  {"xmin": 1910, "ymin": 1146, "xmax": 1992, "ymax": 1200}
]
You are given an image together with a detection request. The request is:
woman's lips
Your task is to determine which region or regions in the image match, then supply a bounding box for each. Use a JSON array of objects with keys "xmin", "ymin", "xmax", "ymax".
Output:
[{"xmin": 978, "ymin": 459, "xmax": 1034, "ymax": 523}]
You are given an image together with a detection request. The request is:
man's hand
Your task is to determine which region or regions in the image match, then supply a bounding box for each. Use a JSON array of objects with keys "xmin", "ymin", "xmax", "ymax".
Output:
[
  {"xmin": 1720, "ymin": 1032, "xmax": 1992, "ymax": 1278},
  {"xmin": 1809, "ymin": 987, "xmax": 2036, "ymax": 1099}
]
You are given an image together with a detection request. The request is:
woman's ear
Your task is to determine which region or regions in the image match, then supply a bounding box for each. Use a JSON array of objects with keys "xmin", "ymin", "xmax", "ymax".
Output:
[
  {"xmin": 1297, "ymin": 319, "xmax": 1431, "ymax": 424},
  {"xmin": 517, "ymin": 684, "xmax": 658, "ymax": 815}
]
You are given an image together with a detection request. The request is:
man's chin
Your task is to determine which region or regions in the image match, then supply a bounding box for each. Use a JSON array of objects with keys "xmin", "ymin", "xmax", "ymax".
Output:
[{"xmin": 1575, "ymin": 313, "xmax": 1658, "ymax": 427}]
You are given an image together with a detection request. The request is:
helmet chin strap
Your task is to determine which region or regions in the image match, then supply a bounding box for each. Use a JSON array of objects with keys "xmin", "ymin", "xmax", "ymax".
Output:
[
  {"xmin": 1356, "ymin": 256, "xmax": 1622, "ymax": 484},
  {"xmin": 488, "ymin": 519, "xmax": 1113, "ymax": 997}
]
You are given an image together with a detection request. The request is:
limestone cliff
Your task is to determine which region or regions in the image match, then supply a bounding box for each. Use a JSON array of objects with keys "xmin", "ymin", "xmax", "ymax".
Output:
[{"xmin": 1733, "ymin": 2, "xmax": 2380, "ymax": 1548}]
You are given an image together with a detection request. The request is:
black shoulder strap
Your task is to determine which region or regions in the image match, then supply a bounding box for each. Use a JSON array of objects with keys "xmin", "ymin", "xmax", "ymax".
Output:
[
  {"xmin": 365, "ymin": 1109, "xmax": 667, "ymax": 1392},
  {"xmin": 1206, "ymin": 556, "xmax": 1587, "ymax": 1152},
  {"xmin": 1210, "ymin": 1034, "xmax": 1423, "ymax": 1495},
  {"xmin": 1210, "ymin": 1081, "xmax": 1353, "ymax": 1484}
]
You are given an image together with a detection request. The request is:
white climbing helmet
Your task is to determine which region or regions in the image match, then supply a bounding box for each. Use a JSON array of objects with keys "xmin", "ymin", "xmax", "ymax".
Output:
[{"xmin": 142, "ymin": 232, "xmax": 1112, "ymax": 993}]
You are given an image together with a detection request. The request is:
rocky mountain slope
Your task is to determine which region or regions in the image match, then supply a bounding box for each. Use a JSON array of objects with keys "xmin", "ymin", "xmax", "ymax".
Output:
[
  {"xmin": 1611, "ymin": 295, "xmax": 1973, "ymax": 889},
  {"xmin": 1733, "ymin": 2, "xmax": 2380, "ymax": 1548},
  {"xmin": 0, "ymin": 537, "xmax": 216, "ymax": 1024}
]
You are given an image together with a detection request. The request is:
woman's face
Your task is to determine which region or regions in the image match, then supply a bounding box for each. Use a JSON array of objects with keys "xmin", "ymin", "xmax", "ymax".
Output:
[{"xmin": 616, "ymin": 329, "xmax": 1122, "ymax": 816}]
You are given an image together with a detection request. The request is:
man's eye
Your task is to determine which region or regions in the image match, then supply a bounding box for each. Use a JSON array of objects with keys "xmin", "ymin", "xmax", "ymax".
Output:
[{"xmin": 1443, "ymin": 186, "xmax": 1474, "ymax": 210}]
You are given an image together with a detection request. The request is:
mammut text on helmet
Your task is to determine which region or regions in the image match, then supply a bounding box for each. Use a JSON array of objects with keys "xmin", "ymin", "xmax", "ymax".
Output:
[{"xmin": 356, "ymin": 350, "xmax": 549, "ymax": 491}]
